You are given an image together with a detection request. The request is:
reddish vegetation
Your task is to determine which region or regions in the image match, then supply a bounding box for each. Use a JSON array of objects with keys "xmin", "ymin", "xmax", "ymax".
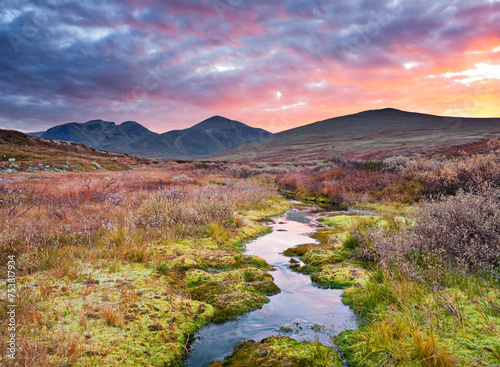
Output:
[
  {"xmin": 430, "ymin": 139, "xmax": 494, "ymax": 157},
  {"xmin": 276, "ymin": 141, "xmax": 500, "ymax": 205}
]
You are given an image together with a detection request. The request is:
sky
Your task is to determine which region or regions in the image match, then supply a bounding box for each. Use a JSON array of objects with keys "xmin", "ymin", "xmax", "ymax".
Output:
[{"xmin": 0, "ymin": 0, "xmax": 499, "ymax": 134}]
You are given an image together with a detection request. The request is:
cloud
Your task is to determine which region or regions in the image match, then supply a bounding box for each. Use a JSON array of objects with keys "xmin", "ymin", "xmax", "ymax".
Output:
[{"xmin": 0, "ymin": 0, "xmax": 499, "ymax": 133}]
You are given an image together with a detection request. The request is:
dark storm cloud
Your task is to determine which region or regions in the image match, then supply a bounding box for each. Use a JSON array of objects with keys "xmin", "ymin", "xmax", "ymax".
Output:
[{"xmin": 0, "ymin": 0, "xmax": 499, "ymax": 132}]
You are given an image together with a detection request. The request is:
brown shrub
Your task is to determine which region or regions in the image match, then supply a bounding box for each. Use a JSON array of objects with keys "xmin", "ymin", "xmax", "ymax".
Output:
[{"xmin": 366, "ymin": 188, "xmax": 500, "ymax": 276}]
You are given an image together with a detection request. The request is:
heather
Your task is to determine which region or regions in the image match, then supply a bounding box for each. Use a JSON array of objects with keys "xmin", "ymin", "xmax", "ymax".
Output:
[
  {"xmin": 0, "ymin": 167, "xmax": 290, "ymax": 366},
  {"xmin": 271, "ymin": 144, "xmax": 500, "ymax": 366},
  {"xmin": 275, "ymin": 145, "xmax": 500, "ymax": 205},
  {"xmin": 1, "ymin": 148, "xmax": 500, "ymax": 366}
]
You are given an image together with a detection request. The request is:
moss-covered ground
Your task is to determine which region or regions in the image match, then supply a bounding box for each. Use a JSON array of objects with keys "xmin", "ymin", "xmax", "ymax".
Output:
[
  {"xmin": 207, "ymin": 336, "xmax": 342, "ymax": 367},
  {"xmin": 282, "ymin": 203, "xmax": 500, "ymax": 366},
  {"xmin": 0, "ymin": 171, "xmax": 294, "ymax": 366}
]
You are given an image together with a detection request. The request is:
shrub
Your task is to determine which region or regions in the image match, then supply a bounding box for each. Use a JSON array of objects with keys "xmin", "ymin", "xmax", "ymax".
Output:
[
  {"xmin": 415, "ymin": 153, "xmax": 500, "ymax": 195},
  {"xmin": 369, "ymin": 188, "xmax": 500, "ymax": 276},
  {"xmin": 171, "ymin": 174, "xmax": 195, "ymax": 184},
  {"xmin": 409, "ymin": 188, "xmax": 500, "ymax": 273}
]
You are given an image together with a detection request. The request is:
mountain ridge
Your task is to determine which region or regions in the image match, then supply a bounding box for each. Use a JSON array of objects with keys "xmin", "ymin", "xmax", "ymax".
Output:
[
  {"xmin": 207, "ymin": 108, "xmax": 500, "ymax": 161},
  {"xmin": 31, "ymin": 116, "xmax": 271, "ymax": 159}
]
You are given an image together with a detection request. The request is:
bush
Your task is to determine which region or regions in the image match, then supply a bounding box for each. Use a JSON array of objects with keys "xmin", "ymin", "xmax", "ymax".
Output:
[
  {"xmin": 415, "ymin": 153, "xmax": 500, "ymax": 195},
  {"xmin": 410, "ymin": 188, "xmax": 500, "ymax": 273},
  {"xmin": 370, "ymin": 188, "xmax": 500, "ymax": 276}
]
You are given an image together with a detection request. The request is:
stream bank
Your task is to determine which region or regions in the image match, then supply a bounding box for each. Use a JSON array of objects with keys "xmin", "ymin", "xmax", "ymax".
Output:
[{"xmin": 185, "ymin": 205, "xmax": 361, "ymax": 366}]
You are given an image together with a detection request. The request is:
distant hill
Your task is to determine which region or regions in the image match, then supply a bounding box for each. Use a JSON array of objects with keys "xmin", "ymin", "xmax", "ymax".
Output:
[
  {"xmin": 207, "ymin": 108, "xmax": 500, "ymax": 162},
  {"xmin": 31, "ymin": 116, "xmax": 270, "ymax": 159}
]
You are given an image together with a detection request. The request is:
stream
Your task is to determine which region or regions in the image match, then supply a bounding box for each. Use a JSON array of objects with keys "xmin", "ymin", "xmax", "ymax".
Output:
[{"xmin": 185, "ymin": 206, "xmax": 357, "ymax": 366}]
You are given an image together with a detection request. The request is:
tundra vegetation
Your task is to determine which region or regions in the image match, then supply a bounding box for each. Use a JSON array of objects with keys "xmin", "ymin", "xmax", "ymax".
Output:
[
  {"xmin": 275, "ymin": 141, "xmax": 500, "ymax": 367},
  {"xmin": 0, "ymin": 166, "xmax": 290, "ymax": 366},
  {"xmin": 1, "ymin": 141, "xmax": 500, "ymax": 366}
]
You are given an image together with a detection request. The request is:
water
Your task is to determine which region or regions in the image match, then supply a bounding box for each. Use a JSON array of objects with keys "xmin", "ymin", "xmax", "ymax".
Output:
[{"xmin": 185, "ymin": 208, "xmax": 357, "ymax": 366}]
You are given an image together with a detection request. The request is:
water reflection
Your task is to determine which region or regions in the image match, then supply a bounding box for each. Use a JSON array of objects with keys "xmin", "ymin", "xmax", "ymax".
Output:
[{"xmin": 185, "ymin": 208, "xmax": 356, "ymax": 367}]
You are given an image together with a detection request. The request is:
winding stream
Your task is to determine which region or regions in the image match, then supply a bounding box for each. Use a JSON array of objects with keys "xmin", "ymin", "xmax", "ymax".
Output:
[{"xmin": 185, "ymin": 206, "xmax": 357, "ymax": 366}]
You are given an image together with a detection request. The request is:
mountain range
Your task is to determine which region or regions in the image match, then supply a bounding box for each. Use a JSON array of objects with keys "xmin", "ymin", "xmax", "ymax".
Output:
[
  {"xmin": 30, "ymin": 116, "xmax": 270, "ymax": 159},
  {"xmin": 208, "ymin": 108, "xmax": 500, "ymax": 161},
  {"xmin": 25, "ymin": 108, "xmax": 500, "ymax": 162}
]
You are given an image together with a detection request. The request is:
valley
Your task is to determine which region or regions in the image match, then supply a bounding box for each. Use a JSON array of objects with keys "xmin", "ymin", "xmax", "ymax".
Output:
[{"xmin": 1, "ymin": 146, "xmax": 499, "ymax": 366}]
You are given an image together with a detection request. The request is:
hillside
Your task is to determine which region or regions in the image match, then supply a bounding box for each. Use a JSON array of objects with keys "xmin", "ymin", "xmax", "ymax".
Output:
[
  {"xmin": 33, "ymin": 116, "xmax": 271, "ymax": 159},
  {"xmin": 208, "ymin": 108, "xmax": 500, "ymax": 162},
  {"xmin": 0, "ymin": 129, "xmax": 151, "ymax": 172}
]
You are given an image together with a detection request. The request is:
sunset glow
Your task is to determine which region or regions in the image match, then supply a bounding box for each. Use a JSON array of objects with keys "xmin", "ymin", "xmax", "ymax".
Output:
[{"xmin": 0, "ymin": 0, "xmax": 499, "ymax": 133}]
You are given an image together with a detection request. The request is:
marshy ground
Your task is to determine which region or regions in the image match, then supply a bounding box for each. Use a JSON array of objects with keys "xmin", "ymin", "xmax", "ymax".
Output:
[{"xmin": 1, "ymin": 149, "xmax": 500, "ymax": 366}]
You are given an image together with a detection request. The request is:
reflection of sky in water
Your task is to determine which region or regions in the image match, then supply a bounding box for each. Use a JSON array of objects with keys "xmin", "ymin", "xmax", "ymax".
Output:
[
  {"xmin": 284, "ymin": 209, "xmax": 311, "ymax": 224},
  {"xmin": 186, "ymin": 209, "xmax": 356, "ymax": 367}
]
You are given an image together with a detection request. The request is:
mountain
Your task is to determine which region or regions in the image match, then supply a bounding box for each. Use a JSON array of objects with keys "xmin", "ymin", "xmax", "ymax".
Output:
[
  {"xmin": 27, "ymin": 131, "xmax": 45, "ymax": 137},
  {"xmin": 207, "ymin": 108, "xmax": 500, "ymax": 162},
  {"xmin": 31, "ymin": 116, "xmax": 270, "ymax": 159},
  {"xmin": 36, "ymin": 120, "xmax": 157, "ymax": 151},
  {"xmin": 118, "ymin": 116, "xmax": 271, "ymax": 158}
]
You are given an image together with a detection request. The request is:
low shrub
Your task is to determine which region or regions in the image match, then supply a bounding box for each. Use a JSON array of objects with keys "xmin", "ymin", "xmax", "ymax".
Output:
[{"xmin": 359, "ymin": 188, "xmax": 500, "ymax": 277}]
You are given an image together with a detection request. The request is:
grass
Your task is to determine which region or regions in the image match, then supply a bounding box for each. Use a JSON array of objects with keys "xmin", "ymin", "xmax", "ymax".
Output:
[
  {"xmin": 0, "ymin": 166, "xmax": 292, "ymax": 366},
  {"xmin": 2, "ymin": 148, "xmax": 500, "ymax": 366}
]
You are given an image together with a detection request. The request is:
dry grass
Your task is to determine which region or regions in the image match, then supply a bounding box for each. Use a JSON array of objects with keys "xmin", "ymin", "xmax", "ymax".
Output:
[{"xmin": 0, "ymin": 165, "xmax": 287, "ymax": 366}]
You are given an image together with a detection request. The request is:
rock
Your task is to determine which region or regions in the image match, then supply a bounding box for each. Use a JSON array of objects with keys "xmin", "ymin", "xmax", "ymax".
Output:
[{"xmin": 91, "ymin": 162, "xmax": 103, "ymax": 170}]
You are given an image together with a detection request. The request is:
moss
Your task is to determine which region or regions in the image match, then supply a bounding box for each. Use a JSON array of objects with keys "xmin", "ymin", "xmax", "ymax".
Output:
[
  {"xmin": 352, "ymin": 202, "xmax": 412, "ymax": 216},
  {"xmin": 6, "ymin": 262, "xmax": 215, "ymax": 367},
  {"xmin": 283, "ymin": 243, "xmax": 321, "ymax": 256},
  {"xmin": 188, "ymin": 267, "xmax": 280, "ymax": 323},
  {"xmin": 311, "ymin": 264, "xmax": 367, "ymax": 289},
  {"xmin": 169, "ymin": 256, "xmax": 199, "ymax": 271},
  {"xmin": 283, "ymin": 244, "xmax": 348, "ymax": 279},
  {"xmin": 185, "ymin": 269, "xmax": 214, "ymax": 287},
  {"xmin": 242, "ymin": 255, "xmax": 274, "ymax": 270},
  {"xmin": 190, "ymin": 281, "xmax": 270, "ymax": 323},
  {"xmin": 320, "ymin": 215, "xmax": 356, "ymax": 228},
  {"xmin": 294, "ymin": 264, "xmax": 317, "ymax": 275},
  {"xmin": 302, "ymin": 249, "xmax": 343, "ymax": 267},
  {"xmin": 208, "ymin": 336, "xmax": 342, "ymax": 367}
]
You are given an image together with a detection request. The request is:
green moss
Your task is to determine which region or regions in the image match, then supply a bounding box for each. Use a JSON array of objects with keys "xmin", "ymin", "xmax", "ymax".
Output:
[
  {"xmin": 311, "ymin": 264, "xmax": 367, "ymax": 289},
  {"xmin": 283, "ymin": 243, "xmax": 321, "ymax": 256},
  {"xmin": 294, "ymin": 264, "xmax": 317, "ymax": 275},
  {"xmin": 243, "ymin": 255, "xmax": 274, "ymax": 270},
  {"xmin": 185, "ymin": 269, "xmax": 214, "ymax": 287},
  {"xmin": 320, "ymin": 215, "xmax": 356, "ymax": 228},
  {"xmin": 302, "ymin": 249, "xmax": 343, "ymax": 267},
  {"xmin": 207, "ymin": 336, "xmax": 342, "ymax": 367},
  {"xmin": 352, "ymin": 202, "xmax": 412, "ymax": 216},
  {"xmin": 188, "ymin": 267, "xmax": 280, "ymax": 323},
  {"xmin": 190, "ymin": 281, "xmax": 270, "ymax": 323}
]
